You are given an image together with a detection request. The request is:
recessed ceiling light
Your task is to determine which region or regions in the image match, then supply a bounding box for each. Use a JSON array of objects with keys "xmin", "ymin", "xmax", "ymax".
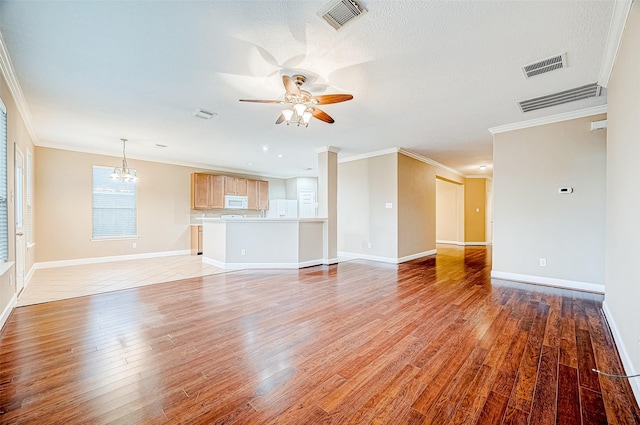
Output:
[
  {"xmin": 247, "ymin": 162, "xmax": 253, "ymax": 166},
  {"xmin": 479, "ymin": 165, "xmax": 487, "ymax": 171},
  {"xmin": 304, "ymin": 167, "xmax": 313, "ymax": 171},
  {"xmin": 155, "ymin": 143, "xmax": 168, "ymax": 148},
  {"xmin": 262, "ymin": 146, "xmax": 269, "ymax": 152},
  {"xmin": 277, "ymin": 154, "xmax": 283, "ymax": 158}
]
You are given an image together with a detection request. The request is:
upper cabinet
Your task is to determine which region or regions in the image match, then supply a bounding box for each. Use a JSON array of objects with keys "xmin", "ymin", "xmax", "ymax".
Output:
[
  {"xmin": 191, "ymin": 173, "xmax": 268, "ymax": 210},
  {"xmin": 224, "ymin": 177, "xmax": 247, "ymax": 196},
  {"xmin": 191, "ymin": 173, "xmax": 224, "ymax": 209},
  {"xmin": 247, "ymin": 179, "xmax": 270, "ymax": 210}
]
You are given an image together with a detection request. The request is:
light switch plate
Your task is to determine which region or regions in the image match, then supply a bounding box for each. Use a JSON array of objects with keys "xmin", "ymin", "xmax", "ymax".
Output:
[{"xmin": 385, "ymin": 203, "xmax": 392, "ymax": 209}]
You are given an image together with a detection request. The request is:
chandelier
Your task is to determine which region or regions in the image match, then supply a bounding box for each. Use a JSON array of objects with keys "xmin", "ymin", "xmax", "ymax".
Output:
[{"xmin": 110, "ymin": 138, "xmax": 138, "ymax": 182}]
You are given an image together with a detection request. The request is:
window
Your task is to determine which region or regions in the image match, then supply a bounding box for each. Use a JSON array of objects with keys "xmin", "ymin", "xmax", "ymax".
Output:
[
  {"xmin": 0, "ymin": 100, "xmax": 7, "ymax": 261},
  {"xmin": 92, "ymin": 165, "xmax": 137, "ymax": 239},
  {"xmin": 26, "ymin": 149, "xmax": 33, "ymax": 245}
]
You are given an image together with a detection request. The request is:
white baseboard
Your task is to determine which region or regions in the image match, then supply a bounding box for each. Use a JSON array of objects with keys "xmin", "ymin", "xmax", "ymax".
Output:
[
  {"xmin": 601, "ymin": 301, "xmax": 640, "ymax": 406},
  {"xmin": 202, "ymin": 256, "xmax": 325, "ymax": 270},
  {"xmin": 0, "ymin": 293, "xmax": 17, "ymax": 332},
  {"xmin": 323, "ymin": 257, "xmax": 339, "ymax": 265},
  {"xmin": 436, "ymin": 240, "xmax": 491, "ymax": 246},
  {"xmin": 337, "ymin": 249, "xmax": 436, "ymax": 264},
  {"xmin": 491, "ymin": 270, "xmax": 605, "ymax": 294},
  {"xmin": 437, "ymin": 240, "xmax": 464, "ymax": 246},
  {"xmin": 34, "ymin": 250, "xmax": 191, "ymax": 270}
]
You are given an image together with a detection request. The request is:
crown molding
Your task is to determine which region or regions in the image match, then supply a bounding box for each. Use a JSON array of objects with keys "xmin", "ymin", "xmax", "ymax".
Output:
[
  {"xmin": 488, "ymin": 105, "xmax": 608, "ymax": 135},
  {"xmin": 598, "ymin": 0, "xmax": 634, "ymax": 87},
  {"xmin": 338, "ymin": 147, "xmax": 399, "ymax": 163},
  {"xmin": 465, "ymin": 175, "xmax": 493, "ymax": 180},
  {"xmin": 314, "ymin": 146, "xmax": 341, "ymax": 154},
  {"xmin": 34, "ymin": 142, "xmax": 308, "ymax": 180},
  {"xmin": 0, "ymin": 32, "xmax": 38, "ymax": 144},
  {"xmin": 398, "ymin": 148, "xmax": 464, "ymax": 177},
  {"xmin": 338, "ymin": 147, "xmax": 464, "ymax": 177}
]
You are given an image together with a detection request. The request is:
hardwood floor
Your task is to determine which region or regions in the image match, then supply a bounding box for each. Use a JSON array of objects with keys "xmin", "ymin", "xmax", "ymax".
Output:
[{"xmin": 0, "ymin": 246, "xmax": 638, "ymax": 424}]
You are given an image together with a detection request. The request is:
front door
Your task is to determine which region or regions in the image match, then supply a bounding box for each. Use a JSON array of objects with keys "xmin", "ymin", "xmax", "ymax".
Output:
[{"xmin": 14, "ymin": 146, "xmax": 25, "ymax": 294}]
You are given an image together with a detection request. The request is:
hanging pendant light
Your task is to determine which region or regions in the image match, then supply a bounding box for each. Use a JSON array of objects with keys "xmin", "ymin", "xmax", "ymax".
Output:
[{"xmin": 110, "ymin": 138, "xmax": 138, "ymax": 182}]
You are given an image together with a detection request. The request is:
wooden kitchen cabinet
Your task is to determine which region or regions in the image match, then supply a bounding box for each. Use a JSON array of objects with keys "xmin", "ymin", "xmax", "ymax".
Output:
[
  {"xmin": 247, "ymin": 179, "xmax": 258, "ymax": 210},
  {"xmin": 192, "ymin": 173, "xmax": 266, "ymax": 210},
  {"xmin": 191, "ymin": 173, "xmax": 224, "ymax": 209},
  {"xmin": 224, "ymin": 177, "xmax": 247, "ymax": 196},
  {"xmin": 190, "ymin": 225, "xmax": 202, "ymax": 255},
  {"xmin": 246, "ymin": 179, "xmax": 269, "ymax": 210},
  {"xmin": 258, "ymin": 180, "xmax": 269, "ymax": 210}
]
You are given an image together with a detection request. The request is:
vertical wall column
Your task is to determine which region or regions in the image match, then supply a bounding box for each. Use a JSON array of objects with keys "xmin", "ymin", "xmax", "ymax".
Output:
[{"xmin": 316, "ymin": 146, "xmax": 339, "ymax": 264}]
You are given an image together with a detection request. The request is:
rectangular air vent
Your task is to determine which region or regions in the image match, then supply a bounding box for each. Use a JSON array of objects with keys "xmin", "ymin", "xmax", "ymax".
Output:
[
  {"xmin": 518, "ymin": 83, "xmax": 601, "ymax": 113},
  {"xmin": 522, "ymin": 53, "xmax": 567, "ymax": 79},
  {"xmin": 193, "ymin": 108, "xmax": 216, "ymax": 120},
  {"xmin": 318, "ymin": 0, "xmax": 367, "ymax": 30}
]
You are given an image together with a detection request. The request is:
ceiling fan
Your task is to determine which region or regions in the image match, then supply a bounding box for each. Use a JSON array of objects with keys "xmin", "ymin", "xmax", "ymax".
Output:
[{"xmin": 239, "ymin": 75, "xmax": 353, "ymax": 127}]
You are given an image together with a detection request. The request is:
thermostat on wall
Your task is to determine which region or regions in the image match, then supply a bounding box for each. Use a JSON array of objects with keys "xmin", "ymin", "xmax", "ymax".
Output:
[{"xmin": 558, "ymin": 187, "xmax": 573, "ymax": 194}]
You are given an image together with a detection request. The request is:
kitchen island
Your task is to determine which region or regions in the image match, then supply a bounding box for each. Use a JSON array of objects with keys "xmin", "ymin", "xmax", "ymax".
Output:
[{"xmin": 199, "ymin": 217, "xmax": 326, "ymax": 269}]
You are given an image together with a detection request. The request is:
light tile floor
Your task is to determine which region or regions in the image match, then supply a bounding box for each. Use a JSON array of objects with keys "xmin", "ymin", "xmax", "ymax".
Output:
[{"xmin": 18, "ymin": 255, "xmax": 226, "ymax": 306}]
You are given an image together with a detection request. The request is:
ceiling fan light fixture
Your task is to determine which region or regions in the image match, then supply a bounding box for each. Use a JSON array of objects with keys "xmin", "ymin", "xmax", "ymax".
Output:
[
  {"xmin": 282, "ymin": 109, "xmax": 294, "ymax": 124},
  {"xmin": 302, "ymin": 110, "xmax": 312, "ymax": 126},
  {"xmin": 293, "ymin": 103, "xmax": 307, "ymax": 116}
]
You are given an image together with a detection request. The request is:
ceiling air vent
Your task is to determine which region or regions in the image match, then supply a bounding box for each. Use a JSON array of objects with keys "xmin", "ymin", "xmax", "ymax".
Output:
[
  {"xmin": 518, "ymin": 83, "xmax": 601, "ymax": 113},
  {"xmin": 193, "ymin": 108, "xmax": 216, "ymax": 120},
  {"xmin": 522, "ymin": 53, "xmax": 567, "ymax": 79},
  {"xmin": 318, "ymin": 0, "xmax": 367, "ymax": 31}
]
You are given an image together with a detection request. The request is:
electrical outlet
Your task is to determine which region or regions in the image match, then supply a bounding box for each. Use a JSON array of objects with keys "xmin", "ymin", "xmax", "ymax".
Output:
[
  {"xmin": 132, "ymin": 242, "xmax": 137, "ymax": 249},
  {"xmin": 367, "ymin": 242, "xmax": 372, "ymax": 248},
  {"xmin": 539, "ymin": 258, "xmax": 547, "ymax": 267},
  {"xmin": 241, "ymin": 249, "xmax": 246, "ymax": 256}
]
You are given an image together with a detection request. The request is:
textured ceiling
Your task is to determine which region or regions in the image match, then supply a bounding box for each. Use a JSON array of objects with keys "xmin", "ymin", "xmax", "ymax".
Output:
[{"xmin": 0, "ymin": 0, "xmax": 613, "ymax": 178}]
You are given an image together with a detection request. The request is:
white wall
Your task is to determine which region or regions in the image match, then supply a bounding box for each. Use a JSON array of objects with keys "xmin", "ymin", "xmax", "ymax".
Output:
[
  {"xmin": 338, "ymin": 153, "xmax": 398, "ymax": 260},
  {"xmin": 492, "ymin": 114, "xmax": 607, "ymax": 291},
  {"xmin": 604, "ymin": 0, "xmax": 640, "ymax": 401}
]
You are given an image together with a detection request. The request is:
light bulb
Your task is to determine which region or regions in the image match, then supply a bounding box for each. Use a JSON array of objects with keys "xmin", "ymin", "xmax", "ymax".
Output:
[{"xmin": 110, "ymin": 170, "xmax": 120, "ymax": 180}]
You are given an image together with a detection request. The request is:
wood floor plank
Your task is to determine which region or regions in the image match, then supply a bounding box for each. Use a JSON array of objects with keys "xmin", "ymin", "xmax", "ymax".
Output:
[
  {"xmin": 0, "ymin": 246, "xmax": 637, "ymax": 424},
  {"xmin": 556, "ymin": 364, "xmax": 581, "ymax": 425},
  {"xmin": 528, "ymin": 345, "xmax": 558, "ymax": 425}
]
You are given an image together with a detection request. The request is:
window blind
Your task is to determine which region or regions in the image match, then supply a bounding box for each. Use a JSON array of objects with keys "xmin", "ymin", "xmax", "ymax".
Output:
[
  {"xmin": 92, "ymin": 165, "xmax": 137, "ymax": 239},
  {"xmin": 0, "ymin": 101, "xmax": 7, "ymax": 262}
]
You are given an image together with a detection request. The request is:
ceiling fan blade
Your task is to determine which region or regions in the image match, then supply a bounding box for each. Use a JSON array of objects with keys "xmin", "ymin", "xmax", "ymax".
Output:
[
  {"xmin": 275, "ymin": 113, "xmax": 285, "ymax": 124},
  {"xmin": 239, "ymin": 99, "xmax": 279, "ymax": 103},
  {"xmin": 311, "ymin": 108, "xmax": 335, "ymax": 124},
  {"xmin": 311, "ymin": 94, "xmax": 353, "ymax": 105},
  {"xmin": 282, "ymin": 75, "xmax": 300, "ymax": 96}
]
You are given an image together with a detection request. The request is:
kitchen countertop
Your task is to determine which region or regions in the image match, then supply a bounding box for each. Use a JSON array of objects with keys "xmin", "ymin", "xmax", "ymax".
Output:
[{"xmin": 197, "ymin": 217, "xmax": 326, "ymax": 223}]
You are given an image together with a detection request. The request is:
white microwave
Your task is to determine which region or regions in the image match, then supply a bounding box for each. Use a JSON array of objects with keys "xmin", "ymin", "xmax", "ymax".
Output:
[{"xmin": 224, "ymin": 195, "xmax": 248, "ymax": 209}]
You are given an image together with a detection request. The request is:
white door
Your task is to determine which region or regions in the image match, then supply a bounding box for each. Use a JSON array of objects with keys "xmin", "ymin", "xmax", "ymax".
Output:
[
  {"xmin": 15, "ymin": 147, "xmax": 25, "ymax": 294},
  {"xmin": 299, "ymin": 190, "xmax": 317, "ymax": 218}
]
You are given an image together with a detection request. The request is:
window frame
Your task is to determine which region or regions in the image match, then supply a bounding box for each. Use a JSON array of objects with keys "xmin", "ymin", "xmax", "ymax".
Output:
[{"xmin": 91, "ymin": 165, "xmax": 138, "ymax": 241}]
